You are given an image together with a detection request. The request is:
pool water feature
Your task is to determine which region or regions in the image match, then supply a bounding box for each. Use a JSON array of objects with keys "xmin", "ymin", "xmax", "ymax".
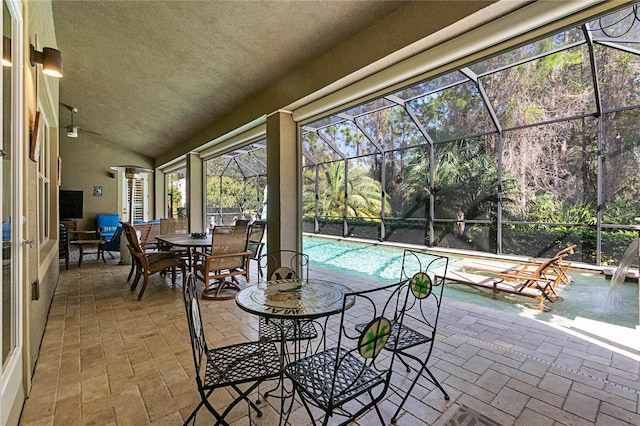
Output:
[{"xmin": 303, "ymin": 235, "xmax": 639, "ymax": 329}]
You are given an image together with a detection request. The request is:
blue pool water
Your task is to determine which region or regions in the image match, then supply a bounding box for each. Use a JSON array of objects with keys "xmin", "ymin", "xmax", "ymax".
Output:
[{"xmin": 303, "ymin": 235, "xmax": 639, "ymax": 329}]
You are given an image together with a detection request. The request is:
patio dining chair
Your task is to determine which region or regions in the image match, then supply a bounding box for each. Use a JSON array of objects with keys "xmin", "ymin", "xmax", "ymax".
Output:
[
  {"xmin": 182, "ymin": 273, "xmax": 281, "ymax": 425},
  {"xmin": 192, "ymin": 225, "xmax": 251, "ymax": 300},
  {"xmin": 160, "ymin": 217, "xmax": 189, "ymax": 234},
  {"xmin": 247, "ymin": 221, "xmax": 266, "ymax": 277},
  {"xmin": 123, "ymin": 222, "xmax": 185, "ymax": 301},
  {"xmin": 386, "ymin": 249, "xmax": 449, "ymax": 423},
  {"xmin": 283, "ymin": 280, "xmax": 410, "ymax": 426}
]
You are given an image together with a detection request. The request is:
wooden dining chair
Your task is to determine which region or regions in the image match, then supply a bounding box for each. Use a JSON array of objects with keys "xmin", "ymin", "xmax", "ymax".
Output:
[
  {"xmin": 192, "ymin": 225, "xmax": 251, "ymax": 300},
  {"xmin": 122, "ymin": 222, "xmax": 185, "ymax": 300},
  {"xmin": 160, "ymin": 217, "xmax": 189, "ymax": 234},
  {"xmin": 247, "ymin": 220, "xmax": 266, "ymax": 277}
]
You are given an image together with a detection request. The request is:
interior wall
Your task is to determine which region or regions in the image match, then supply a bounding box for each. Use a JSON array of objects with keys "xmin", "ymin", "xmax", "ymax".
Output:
[{"xmin": 59, "ymin": 134, "xmax": 153, "ymax": 230}]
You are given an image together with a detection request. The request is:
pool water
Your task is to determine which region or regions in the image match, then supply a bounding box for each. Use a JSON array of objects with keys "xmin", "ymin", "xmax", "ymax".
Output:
[{"xmin": 303, "ymin": 236, "xmax": 639, "ymax": 329}]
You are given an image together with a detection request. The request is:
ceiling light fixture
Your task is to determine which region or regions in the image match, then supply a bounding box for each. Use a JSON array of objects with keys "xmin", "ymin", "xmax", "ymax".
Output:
[
  {"xmin": 30, "ymin": 44, "xmax": 63, "ymax": 78},
  {"xmin": 66, "ymin": 127, "xmax": 78, "ymax": 138}
]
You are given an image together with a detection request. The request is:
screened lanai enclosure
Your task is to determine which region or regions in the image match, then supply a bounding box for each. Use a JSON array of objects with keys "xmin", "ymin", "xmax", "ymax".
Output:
[
  {"xmin": 205, "ymin": 141, "xmax": 267, "ymax": 227},
  {"xmin": 208, "ymin": 3, "xmax": 640, "ymax": 267}
]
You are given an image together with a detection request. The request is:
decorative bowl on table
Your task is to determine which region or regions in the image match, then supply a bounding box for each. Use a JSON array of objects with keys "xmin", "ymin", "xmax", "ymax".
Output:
[{"xmin": 190, "ymin": 232, "xmax": 207, "ymax": 239}]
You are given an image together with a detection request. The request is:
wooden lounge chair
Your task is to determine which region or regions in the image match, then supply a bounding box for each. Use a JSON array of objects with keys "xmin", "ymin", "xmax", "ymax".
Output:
[
  {"xmin": 461, "ymin": 245, "xmax": 575, "ymax": 286},
  {"xmin": 527, "ymin": 244, "xmax": 576, "ymax": 284},
  {"xmin": 436, "ymin": 256, "xmax": 563, "ymax": 311}
]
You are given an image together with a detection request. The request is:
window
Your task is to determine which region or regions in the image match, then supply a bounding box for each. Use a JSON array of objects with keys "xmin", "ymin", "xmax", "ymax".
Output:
[
  {"xmin": 166, "ymin": 167, "xmax": 186, "ymax": 219},
  {"xmin": 37, "ymin": 116, "xmax": 50, "ymax": 246}
]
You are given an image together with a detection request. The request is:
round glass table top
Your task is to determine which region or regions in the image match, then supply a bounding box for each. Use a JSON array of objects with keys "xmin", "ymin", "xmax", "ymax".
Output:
[{"xmin": 236, "ymin": 279, "xmax": 355, "ymax": 319}]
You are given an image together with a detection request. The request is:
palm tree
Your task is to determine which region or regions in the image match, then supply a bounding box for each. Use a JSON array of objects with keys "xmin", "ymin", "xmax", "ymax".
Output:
[{"xmin": 303, "ymin": 162, "xmax": 390, "ymax": 219}]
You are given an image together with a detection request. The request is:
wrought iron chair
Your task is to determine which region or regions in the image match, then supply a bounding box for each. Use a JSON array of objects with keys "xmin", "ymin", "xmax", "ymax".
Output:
[
  {"xmin": 123, "ymin": 222, "xmax": 185, "ymax": 301},
  {"xmin": 283, "ymin": 280, "xmax": 409, "ymax": 426},
  {"xmin": 192, "ymin": 225, "xmax": 251, "ymax": 300},
  {"xmin": 182, "ymin": 273, "xmax": 281, "ymax": 425},
  {"xmin": 256, "ymin": 250, "xmax": 317, "ymax": 343},
  {"xmin": 386, "ymin": 249, "xmax": 450, "ymax": 423}
]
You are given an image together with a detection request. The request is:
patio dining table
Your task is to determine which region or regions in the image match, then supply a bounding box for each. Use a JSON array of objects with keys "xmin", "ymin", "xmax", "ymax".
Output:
[{"xmin": 155, "ymin": 233, "xmax": 211, "ymax": 271}]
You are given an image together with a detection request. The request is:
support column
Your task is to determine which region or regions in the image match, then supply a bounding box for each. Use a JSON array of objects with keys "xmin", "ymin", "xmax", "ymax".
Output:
[
  {"xmin": 154, "ymin": 169, "xmax": 165, "ymax": 219},
  {"xmin": 186, "ymin": 152, "xmax": 204, "ymax": 233},
  {"xmin": 266, "ymin": 111, "xmax": 301, "ymax": 267}
]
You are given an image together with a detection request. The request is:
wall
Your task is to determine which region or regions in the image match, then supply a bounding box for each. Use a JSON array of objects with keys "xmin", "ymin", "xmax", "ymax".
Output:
[
  {"xmin": 13, "ymin": 0, "xmax": 61, "ymax": 423},
  {"xmin": 59, "ymin": 134, "xmax": 154, "ymax": 230}
]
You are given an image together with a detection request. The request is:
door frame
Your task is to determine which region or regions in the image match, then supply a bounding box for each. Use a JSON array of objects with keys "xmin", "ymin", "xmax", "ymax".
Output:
[{"xmin": 0, "ymin": 0, "xmax": 25, "ymax": 423}]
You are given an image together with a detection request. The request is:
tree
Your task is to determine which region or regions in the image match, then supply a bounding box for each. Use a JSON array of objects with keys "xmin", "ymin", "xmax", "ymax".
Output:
[{"xmin": 303, "ymin": 162, "xmax": 390, "ymax": 219}]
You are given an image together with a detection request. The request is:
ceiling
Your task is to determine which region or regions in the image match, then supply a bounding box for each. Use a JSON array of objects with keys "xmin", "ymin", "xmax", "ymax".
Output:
[{"xmin": 51, "ymin": 1, "xmax": 496, "ymax": 162}]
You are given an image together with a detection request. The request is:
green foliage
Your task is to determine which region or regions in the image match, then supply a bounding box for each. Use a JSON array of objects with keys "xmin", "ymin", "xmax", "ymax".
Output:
[
  {"xmin": 206, "ymin": 176, "xmax": 246, "ymax": 208},
  {"xmin": 603, "ymin": 198, "xmax": 640, "ymax": 225},
  {"xmin": 303, "ymin": 162, "xmax": 390, "ymax": 219},
  {"xmin": 523, "ymin": 191, "xmax": 596, "ymax": 225}
]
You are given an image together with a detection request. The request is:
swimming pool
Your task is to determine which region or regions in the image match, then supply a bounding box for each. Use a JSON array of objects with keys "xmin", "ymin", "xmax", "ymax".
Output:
[{"xmin": 303, "ymin": 235, "xmax": 639, "ymax": 329}]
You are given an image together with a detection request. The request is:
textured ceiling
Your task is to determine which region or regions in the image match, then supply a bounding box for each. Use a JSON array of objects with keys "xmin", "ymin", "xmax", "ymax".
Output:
[{"xmin": 52, "ymin": 1, "xmax": 409, "ymax": 159}]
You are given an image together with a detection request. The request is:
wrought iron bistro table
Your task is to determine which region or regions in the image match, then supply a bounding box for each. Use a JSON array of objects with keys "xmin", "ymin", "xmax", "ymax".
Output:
[
  {"xmin": 236, "ymin": 279, "xmax": 355, "ymax": 422},
  {"xmin": 235, "ymin": 279, "xmax": 355, "ymax": 321}
]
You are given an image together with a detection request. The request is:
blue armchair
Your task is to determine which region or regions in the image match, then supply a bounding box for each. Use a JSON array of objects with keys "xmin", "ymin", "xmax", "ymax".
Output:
[
  {"xmin": 97, "ymin": 214, "xmax": 120, "ymax": 240},
  {"xmin": 98, "ymin": 225, "xmax": 123, "ymax": 261}
]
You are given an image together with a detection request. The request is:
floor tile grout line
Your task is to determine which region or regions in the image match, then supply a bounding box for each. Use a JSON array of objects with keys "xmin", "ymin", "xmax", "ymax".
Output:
[{"xmin": 445, "ymin": 328, "xmax": 640, "ymax": 396}]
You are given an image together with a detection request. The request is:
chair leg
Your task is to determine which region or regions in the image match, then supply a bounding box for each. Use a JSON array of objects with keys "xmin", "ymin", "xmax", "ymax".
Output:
[
  {"xmin": 390, "ymin": 351, "xmax": 448, "ymax": 423},
  {"xmin": 131, "ymin": 268, "xmax": 142, "ymax": 291},
  {"xmin": 127, "ymin": 253, "xmax": 136, "ymax": 281},
  {"xmin": 137, "ymin": 272, "xmax": 150, "ymax": 301},
  {"xmin": 183, "ymin": 389, "xmax": 225, "ymax": 426},
  {"xmin": 128, "ymin": 262, "xmax": 136, "ymax": 281}
]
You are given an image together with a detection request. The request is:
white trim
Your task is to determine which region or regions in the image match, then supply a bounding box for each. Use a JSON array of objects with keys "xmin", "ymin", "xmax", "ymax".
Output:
[
  {"xmin": 198, "ymin": 121, "xmax": 266, "ymax": 160},
  {"xmin": 1, "ymin": 0, "xmax": 25, "ymax": 423},
  {"xmin": 291, "ymin": 0, "xmax": 616, "ymax": 123},
  {"xmin": 161, "ymin": 159, "xmax": 188, "ymax": 174},
  {"xmin": 157, "ymin": 115, "xmax": 267, "ymax": 170}
]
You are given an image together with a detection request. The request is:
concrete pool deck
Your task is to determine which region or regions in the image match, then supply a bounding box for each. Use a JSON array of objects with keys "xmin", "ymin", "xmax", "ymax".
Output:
[{"xmin": 20, "ymin": 259, "xmax": 640, "ymax": 425}]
